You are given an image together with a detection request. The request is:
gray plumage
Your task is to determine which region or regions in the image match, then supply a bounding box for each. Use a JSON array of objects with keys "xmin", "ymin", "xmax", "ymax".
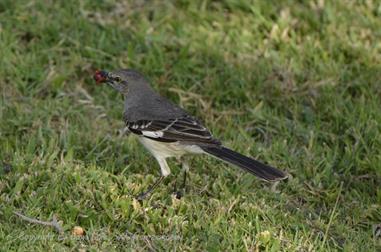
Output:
[
  {"xmin": 94, "ymin": 68, "xmax": 287, "ymax": 199},
  {"xmin": 107, "ymin": 69, "xmax": 220, "ymax": 146},
  {"xmin": 116, "ymin": 70, "xmax": 188, "ymax": 122}
]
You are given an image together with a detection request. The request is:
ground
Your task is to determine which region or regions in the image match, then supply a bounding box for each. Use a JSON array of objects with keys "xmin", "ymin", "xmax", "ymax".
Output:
[{"xmin": 1, "ymin": 0, "xmax": 381, "ymax": 251}]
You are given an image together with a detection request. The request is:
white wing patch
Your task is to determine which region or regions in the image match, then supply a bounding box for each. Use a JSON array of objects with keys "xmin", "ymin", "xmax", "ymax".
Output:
[
  {"xmin": 141, "ymin": 130, "xmax": 164, "ymax": 138},
  {"xmin": 142, "ymin": 121, "xmax": 152, "ymax": 128}
]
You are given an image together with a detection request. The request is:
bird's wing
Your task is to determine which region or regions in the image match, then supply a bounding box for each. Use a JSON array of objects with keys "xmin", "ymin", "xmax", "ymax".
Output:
[{"xmin": 126, "ymin": 116, "xmax": 220, "ymax": 145}]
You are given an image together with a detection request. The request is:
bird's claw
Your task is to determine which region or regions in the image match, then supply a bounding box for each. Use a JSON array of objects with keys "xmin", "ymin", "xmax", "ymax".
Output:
[
  {"xmin": 173, "ymin": 190, "xmax": 183, "ymax": 199},
  {"xmin": 135, "ymin": 191, "xmax": 152, "ymax": 201}
]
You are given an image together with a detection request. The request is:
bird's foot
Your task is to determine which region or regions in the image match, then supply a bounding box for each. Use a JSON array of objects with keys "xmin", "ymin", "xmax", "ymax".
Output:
[
  {"xmin": 135, "ymin": 191, "xmax": 151, "ymax": 201},
  {"xmin": 172, "ymin": 172, "xmax": 187, "ymax": 199},
  {"xmin": 173, "ymin": 189, "xmax": 184, "ymax": 199},
  {"xmin": 134, "ymin": 176, "xmax": 165, "ymax": 201}
]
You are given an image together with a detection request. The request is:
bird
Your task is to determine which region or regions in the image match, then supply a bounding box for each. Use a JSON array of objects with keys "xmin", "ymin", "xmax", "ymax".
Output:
[{"xmin": 94, "ymin": 69, "xmax": 287, "ymax": 200}]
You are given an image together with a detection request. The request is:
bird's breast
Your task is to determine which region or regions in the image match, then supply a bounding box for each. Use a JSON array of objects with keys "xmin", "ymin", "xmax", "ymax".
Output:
[{"xmin": 138, "ymin": 136, "xmax": 204, "ymax": 159}]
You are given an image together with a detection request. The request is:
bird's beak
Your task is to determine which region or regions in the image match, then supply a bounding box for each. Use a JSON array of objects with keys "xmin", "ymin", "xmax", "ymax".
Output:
[{"xmin": 94, "ymin": 70, "xmax": 109, "ymax": 84}]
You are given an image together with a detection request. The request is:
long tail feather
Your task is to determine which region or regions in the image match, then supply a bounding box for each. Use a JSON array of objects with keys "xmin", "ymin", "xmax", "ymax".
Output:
[{"xmin": 201, "ymin": 146, "xmax": 287, "ymax": 181}]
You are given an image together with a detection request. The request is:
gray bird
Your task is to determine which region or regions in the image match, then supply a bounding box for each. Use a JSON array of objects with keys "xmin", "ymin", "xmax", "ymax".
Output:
[{"xmin": 94, "ymin": 69, "xmax": 287, "ymax": 199}]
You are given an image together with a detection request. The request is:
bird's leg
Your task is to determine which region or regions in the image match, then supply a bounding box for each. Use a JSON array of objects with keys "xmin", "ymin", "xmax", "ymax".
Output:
[
  {"xmin": 135, "ymin": 176, "xmax": 165, "ymax": 201},
  {"xmin": 136, "ymin": 157, "xmax": 170, "ymax": 200},
  {"xmin": 174, "ymin": 159, "xmax": 189, "ymax": 199},
  {"xmin": 181, "ymin": 161, "xmax": 189, "ymax": 189}
]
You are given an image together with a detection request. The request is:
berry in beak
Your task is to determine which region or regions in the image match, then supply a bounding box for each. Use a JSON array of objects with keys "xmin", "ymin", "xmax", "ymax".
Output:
[{"xmin": 94, "ymin": 70, "xmax": 108, "ymax": 84}]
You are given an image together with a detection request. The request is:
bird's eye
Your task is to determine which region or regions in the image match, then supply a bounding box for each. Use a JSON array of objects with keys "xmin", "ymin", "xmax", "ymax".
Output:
[{"xmin": 114, "ymin": 76, "xmax": 122, "ymax": 82}]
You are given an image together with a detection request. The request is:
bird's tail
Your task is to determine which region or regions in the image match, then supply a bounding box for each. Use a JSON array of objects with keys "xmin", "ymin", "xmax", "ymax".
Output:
[{"xmin": 201, "ymin": 146, "xmax": 287, "ymax": 181}]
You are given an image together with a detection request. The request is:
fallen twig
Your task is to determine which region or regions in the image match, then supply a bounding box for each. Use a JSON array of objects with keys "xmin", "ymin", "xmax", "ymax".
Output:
[{"xmin": 13, "ymin": 211, "xmax": 63, "ymax": 234}]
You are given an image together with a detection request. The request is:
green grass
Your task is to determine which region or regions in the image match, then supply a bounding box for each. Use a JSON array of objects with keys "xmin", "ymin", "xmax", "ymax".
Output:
[{"xmin": 1, "ymin": 0, "xmax": 381, "ymax": 250}]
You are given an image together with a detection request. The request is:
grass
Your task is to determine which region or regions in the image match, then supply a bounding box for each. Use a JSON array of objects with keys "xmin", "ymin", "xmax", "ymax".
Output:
[{"xmin": 1, "ymin": 0, "xmax": 380, "ymax": 250}]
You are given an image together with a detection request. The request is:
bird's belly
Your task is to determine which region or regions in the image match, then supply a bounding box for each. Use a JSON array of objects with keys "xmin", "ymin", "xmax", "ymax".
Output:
[{"xmin": 138, "ymin": 137, "xmax": 204, "ymax": 159}]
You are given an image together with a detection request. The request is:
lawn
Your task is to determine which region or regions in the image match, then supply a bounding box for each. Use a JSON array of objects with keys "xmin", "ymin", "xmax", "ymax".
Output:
[{"xmin": 1, "ymin": 0, "xmax": 381, "ymax": 251}]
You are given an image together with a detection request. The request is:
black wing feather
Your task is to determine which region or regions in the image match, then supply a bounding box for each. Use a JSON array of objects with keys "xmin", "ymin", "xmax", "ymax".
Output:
[{"xmin": 126, "ymin": 116, "xmax": 220, "ymax": 145}]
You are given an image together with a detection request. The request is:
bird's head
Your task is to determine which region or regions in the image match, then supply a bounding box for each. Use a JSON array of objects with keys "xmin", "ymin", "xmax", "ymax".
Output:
[{"xmin": 94, "ymin": 69, "xmax": 146, "ymax": 94}]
